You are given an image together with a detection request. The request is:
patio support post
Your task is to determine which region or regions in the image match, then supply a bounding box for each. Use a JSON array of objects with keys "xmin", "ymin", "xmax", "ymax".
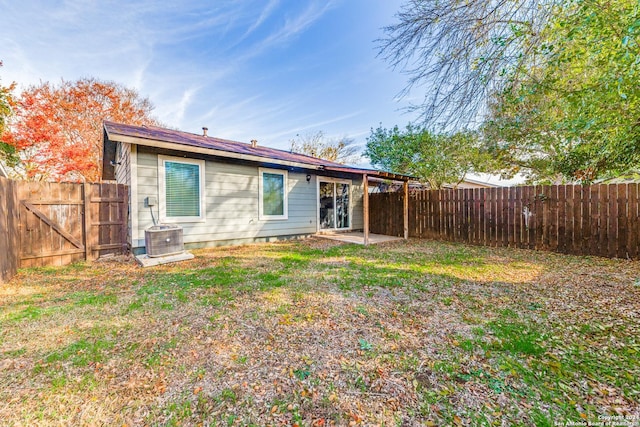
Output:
[
  {"xmin": 363, "ymin": 174, "xmax": 369, "ymax": 246},
  {"xmin": 403, "ymin": 180, "xmax": 409, "ymax": 240}
]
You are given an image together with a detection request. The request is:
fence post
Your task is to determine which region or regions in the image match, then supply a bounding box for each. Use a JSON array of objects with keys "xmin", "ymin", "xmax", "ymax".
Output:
[
  {"xmin": 83, "ymin": 182, "xmax": 92, "ymax": 261},
  {"xmin": 0, "ymin": 177, "xmax": 19, "ymax": 283},
  {"xmin": 363, "ymin": 174, "xmax": 369, "ymax": 245},
  {"xmin": 403, "ymin": 181, "xmax": 409, "ymax": 240}
]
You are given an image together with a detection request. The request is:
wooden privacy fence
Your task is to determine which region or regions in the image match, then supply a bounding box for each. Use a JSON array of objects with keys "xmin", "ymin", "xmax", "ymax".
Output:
[
  {"xmin": 0, "ymin": 177, "xmax": 128, "ymax": 282},
  {"xmin": 370, "ymin": 184, "xmax": 640, "ymax": 259}
]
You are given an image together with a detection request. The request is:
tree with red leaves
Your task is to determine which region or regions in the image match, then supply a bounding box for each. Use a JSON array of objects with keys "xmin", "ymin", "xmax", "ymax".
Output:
[{"xmin": 1, "ymin": 77, "xmax": 158, "ymax": 182}]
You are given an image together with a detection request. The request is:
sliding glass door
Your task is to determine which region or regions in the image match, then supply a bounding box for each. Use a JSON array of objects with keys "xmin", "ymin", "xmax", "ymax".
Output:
[{"xmin": 319, "ymin": 180, "xmax": 350, "ymax": 230}]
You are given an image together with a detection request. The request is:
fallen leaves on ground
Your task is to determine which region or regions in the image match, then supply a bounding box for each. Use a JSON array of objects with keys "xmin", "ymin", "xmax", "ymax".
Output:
[{"xmin": 0, "ymin": 238, "xmax": 639, "ymax": 425}]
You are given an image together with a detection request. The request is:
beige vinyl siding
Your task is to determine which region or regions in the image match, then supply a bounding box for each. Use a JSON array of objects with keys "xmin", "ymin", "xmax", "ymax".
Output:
[
  {"xmin": 114, "ymin": 142, "xmax": 131, "ymax": 186},
  {"xmin": 136, "ymin": 149, "xmax": 159, "ymax": 244},
  {"xmin": 133, "ymin": 149, "xmax": 364, "ymax": 250}
]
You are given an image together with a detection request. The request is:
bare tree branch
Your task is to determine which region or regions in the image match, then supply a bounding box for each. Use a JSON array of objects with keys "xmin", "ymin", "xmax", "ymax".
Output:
[
  {"xmin": 378, "ymin": 0, "xmax": 557, "ymax": 129},
  {"xmin": 289, "ymin": 131, "xmax": 361, "ymax": 165}
]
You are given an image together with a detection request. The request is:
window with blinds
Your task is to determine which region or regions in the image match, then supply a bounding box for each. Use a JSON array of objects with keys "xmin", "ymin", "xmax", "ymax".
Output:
[
  {"xmin": 259, "ymin": 168, "xmax": 288, "ymax": 220},
  {"xmin": 159, "ymin": 156, "xmax": 205, "ymax": 222},
  {"xmin": 166, "ymin": 161, "xmax": 200, "ymax": 217}
]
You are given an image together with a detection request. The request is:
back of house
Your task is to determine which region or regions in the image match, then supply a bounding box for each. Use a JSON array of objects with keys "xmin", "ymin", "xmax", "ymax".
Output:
[{"xmin": 102, "ymin": 121, "xmax": 406, "ymax": 254}]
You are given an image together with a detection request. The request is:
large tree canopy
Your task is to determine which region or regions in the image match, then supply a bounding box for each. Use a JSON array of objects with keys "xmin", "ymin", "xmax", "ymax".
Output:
[
  {"xmin": 365, "ymin": 124, "xmax": 489, "ymax": 189},
  {"xmin": 382, "ymin": 0, "xmax": 640, "ymax": 183},
  {"xmin": 1, "ymin": 78, "xmax": 159, "ymax": 182},
  {"xmin": 484, "ymin": 0, "xmax": 640, "ymax": 183}
]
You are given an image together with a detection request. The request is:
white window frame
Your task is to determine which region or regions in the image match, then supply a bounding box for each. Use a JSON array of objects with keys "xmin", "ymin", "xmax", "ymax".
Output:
[
  {"xmin": 158, "ymin": 155, "xmax": 206, "ymax": 223},
  {"xmin": 259, "ymin": 167, "xmax": 288, "ymax": 220},
  {"xmin": 316, "ymin": 177, "xmax": 352, "ymax": 231}
]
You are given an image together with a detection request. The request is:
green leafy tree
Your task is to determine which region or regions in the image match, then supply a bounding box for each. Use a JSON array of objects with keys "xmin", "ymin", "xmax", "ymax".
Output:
[
  {"xmin": 381, "ymin": 0, "xmax": 640, "ymax": 182},
  {"xmin": 0, "ymin": 62, "xmax": 12, "ymax": 133},
  {"xmin": 484, "ymin": 0, "xmax": 640, "ymax": 183},
  {"xmin": 365, "ymin": 123, "xmax": 489, "ymax": 188},
  {"xmin": 0, "ymin": 61, "xmax": 18, "ymax": 172}
]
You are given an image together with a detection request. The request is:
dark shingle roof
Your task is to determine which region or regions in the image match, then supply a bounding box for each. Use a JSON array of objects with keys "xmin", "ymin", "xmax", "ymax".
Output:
[
  {"xmin": 106, "ymin": 121, "xmax": 350, "ymax": 167},
  {"xmin": 102, "ymin": 121, "xmax": 412, "ymax": 181}
]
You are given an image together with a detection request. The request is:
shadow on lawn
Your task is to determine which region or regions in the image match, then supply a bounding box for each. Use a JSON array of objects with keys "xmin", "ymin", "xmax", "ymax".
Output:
[{"xmin": 2, "ymin": 239, "xmax": 639, "ymax": 426}]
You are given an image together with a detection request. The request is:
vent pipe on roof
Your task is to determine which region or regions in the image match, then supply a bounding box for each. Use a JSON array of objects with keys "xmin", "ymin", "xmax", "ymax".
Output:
[
  {"xmin": 202, "ymin": 127, "xmax": 208, "ymax": 137},
  {"xmin": 250, "ymin": 139, "xmax": 258, "ymax": 148}
]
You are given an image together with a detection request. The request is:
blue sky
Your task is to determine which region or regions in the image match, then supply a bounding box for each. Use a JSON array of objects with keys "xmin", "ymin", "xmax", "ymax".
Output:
[{"xmin": 0, "ymin": 0, "xmax": 418, "ymax": 162}]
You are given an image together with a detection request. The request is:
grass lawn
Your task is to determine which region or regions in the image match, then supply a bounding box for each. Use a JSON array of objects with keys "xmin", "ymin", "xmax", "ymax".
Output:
[{"xmin": 1, "ymin": 238, "xmax": 639, "ymax": 426}]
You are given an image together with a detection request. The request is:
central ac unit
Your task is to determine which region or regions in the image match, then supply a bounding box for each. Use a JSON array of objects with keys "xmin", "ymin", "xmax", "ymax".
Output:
[{"xmin": 145, "ymin": 225, "xmax": 184, "ymax": 257}]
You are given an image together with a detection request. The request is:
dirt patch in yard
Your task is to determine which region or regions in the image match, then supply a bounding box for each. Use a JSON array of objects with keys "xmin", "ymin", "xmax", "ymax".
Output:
[{"xmin": 1, "ymin": 238, "xmax": 639, "ymax": 426}]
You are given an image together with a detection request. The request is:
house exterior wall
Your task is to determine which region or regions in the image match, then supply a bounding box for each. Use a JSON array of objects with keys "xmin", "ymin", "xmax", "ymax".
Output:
[
  {"xmin": 114, "ymin": 142, "xmax": 131, "ymax": 186},
  {"xmin": 131, "ymin": 147, "xmax": 363, "ymax": 251},
  {"xmin": 114, "ymin": 142, "xmax": 134, "ymax": 245}
]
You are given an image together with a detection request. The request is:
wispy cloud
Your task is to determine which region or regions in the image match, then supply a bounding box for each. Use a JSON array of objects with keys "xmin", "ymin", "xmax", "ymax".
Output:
[
  {"xmin": 237, "ymin": 1, "xmax": 338, "ymax": 61},
  {"xmin": 272, "ymin": 4, "xmax": 325, "ymax": 40},
  {"xmin": 294, "ymin": 110, "xmax": 365, "ymax": 133},
  {"xmin": 173, "ymin": 87, "xmax": 198, "ymax": 126},
  {"xmin": 197, "ymin": 94, "xmax": 264, "ymax": 124},
  {"xmin": 262, "ymin": 110, "xmax": 364, "ymax": 142},
  {"xmin": 241, "ymin": 0, "xmax": 280, "ymax": 40},
  {"xmin": 0, "ymin": 0, "xmax": 415, "ymax": 155}
]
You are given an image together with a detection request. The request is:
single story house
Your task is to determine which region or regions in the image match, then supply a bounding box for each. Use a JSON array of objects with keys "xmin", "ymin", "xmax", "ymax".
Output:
[{"xmin": 101, "ymin": 121, "xmax": 410, "ymax": 254}]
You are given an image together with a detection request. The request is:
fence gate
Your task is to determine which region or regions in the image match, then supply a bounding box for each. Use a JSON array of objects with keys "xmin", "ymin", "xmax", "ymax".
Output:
[{"xmin": 17, "ymin": 181, "xmax": 128, "ymax": 268}]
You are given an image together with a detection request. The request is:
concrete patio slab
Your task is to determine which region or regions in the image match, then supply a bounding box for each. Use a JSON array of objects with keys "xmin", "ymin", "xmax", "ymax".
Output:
[
  {"xmin": 135, "ymin": 251, "xmax": 195, "ymax": 267},
  {"xmin": 316, "ymin": 232, "xmax": 404, "ymax": 245}
]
